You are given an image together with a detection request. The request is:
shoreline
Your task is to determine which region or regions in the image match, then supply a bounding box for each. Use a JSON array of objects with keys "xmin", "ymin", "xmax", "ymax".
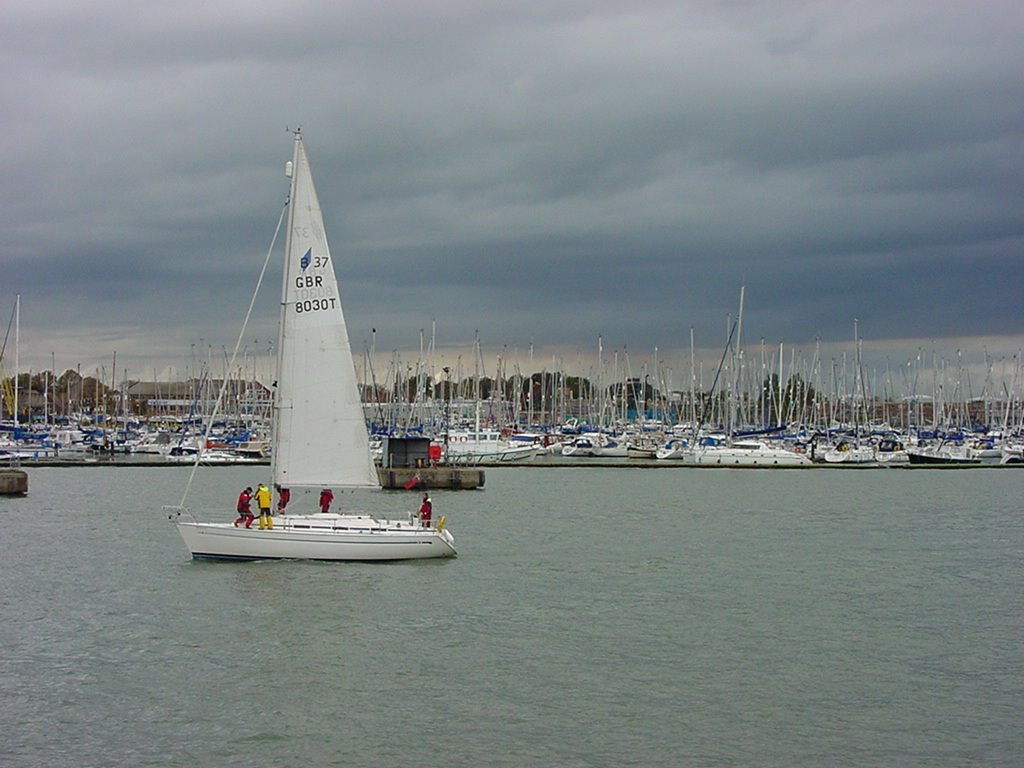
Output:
[{"xmin": 7, "ymin": 456, "xmax": 1019, "ymax": 470}]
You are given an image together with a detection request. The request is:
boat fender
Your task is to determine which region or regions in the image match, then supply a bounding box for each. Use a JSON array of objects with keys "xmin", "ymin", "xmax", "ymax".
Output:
[{"xmin": 437, "ymin": 515, "xmax": 445, "ymax": 532}]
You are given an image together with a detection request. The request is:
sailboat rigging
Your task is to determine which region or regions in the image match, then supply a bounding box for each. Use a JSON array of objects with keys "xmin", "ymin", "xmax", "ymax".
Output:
[{"xmin": 168, "ymin": 131, "xmax": 456, "ymax": 560}]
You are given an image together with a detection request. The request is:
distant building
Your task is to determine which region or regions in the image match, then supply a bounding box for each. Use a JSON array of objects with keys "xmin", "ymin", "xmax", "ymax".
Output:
[{"xmin": 124, "ymin": 379, "xmax": 272, "ymax": 419}]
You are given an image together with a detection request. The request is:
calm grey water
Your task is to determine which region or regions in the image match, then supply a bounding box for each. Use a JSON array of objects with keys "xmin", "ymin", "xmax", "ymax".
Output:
[{"xmin": 1, "ymin": 465, "xmax": 1022, "ymax": 767}]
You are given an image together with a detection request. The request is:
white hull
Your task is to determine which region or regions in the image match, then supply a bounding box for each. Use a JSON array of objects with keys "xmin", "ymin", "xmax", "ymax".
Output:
[
  {"xmin": 561, "ymin": 445, "xmax": 596, "ymax": 457},
  {"xmin": 689, "ymin": 443, "xmax": 812, "ymax": 466},
  {"xmin": 164, "ymin": 449, "xmax": 260, "ymax": 464},
  {"xmin": 444, "ymin": 443, "xmax": 537, "ymax": 464},
  {"xmin": 1, "ymin": 446, "xmax": 59, "ymax": 459},
  {"xmin": 1001, "ymin": 444, "xmax": 1024, "ymax": 464},
  {"xmin": 875, "ymin": 451, "xmax": 909, "ymax": 464},
  {"xmin": 655, "ymin": 439, "xmax": 691, "ymax": 460},
  {"xmin": 173, "ymin": 512, "xmax": 456, "ymax": 561},
  {"xmin": 822, "ymin": 447, "xmax": 876, "ymax": 464},
  {"xmin": 561, "ymin": 433, "xmax": 621, "ymax": 457},
  {"xmin": 495, "ymin": 444, "xmax": 539, "ymax": 462}
]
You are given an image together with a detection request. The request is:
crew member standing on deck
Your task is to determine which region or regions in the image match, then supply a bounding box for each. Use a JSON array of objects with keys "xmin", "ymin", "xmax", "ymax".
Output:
[
  {"xmin": 255, "ymin": 482, "xmax": 273, "ymax": 529},
  {"xmin": 275, "ymin": 484, "xmax": 290, "ymax": 514},
  {"xmin": 419, "ymin": 493, "xmax": 433, "ymax": 528},
  {"xmin": 234, "ymin": 486, "xmax": 254, "ymax": 528},
  {"xmin": 319, "ymin": 488, "xmax": 334, "ymax": 514}
]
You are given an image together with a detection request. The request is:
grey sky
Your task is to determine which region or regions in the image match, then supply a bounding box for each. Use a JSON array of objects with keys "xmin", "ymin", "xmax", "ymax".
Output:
[{"xmin": 3, "ymin": 1, "xmax": 1022, "ymax": 392}]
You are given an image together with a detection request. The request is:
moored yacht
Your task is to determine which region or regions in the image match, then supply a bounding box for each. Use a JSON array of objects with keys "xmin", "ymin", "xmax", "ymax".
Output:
[
  {"xmin": 689, "ymin": 439, "xmax": 812, "ymax": 466},
  {"xmin": 907, "ymin": 441, "xmax": 981, "ymax": 465},
  {"xmin": 822, "ymin": 439, "xmax": 876, "ymax": 465},
  {"xmin": 655, "ymin": 437, "xmax": 691, "ymax": 460}
]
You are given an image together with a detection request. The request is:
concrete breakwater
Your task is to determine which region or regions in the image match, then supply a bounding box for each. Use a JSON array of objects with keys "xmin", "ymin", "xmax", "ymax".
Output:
[{"xmin": 0, "ymin": 469, "xmax": 28, "ymax": 495}]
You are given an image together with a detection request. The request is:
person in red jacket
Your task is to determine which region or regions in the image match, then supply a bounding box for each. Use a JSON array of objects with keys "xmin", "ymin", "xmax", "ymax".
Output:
[
  {"xmin": 319, "ymin": 488, "xmax": 334, "ymax": 514},
  {"xmin": 234, "ymin": 486, "xmax": 254, "ymax": 528},
  {"xmin": 275, "ymin": 484, "xmax": 290, "ymax": 514},
  {"xmin": 418, "ymin": 493, "xmax": 432, "ymax": 528}
]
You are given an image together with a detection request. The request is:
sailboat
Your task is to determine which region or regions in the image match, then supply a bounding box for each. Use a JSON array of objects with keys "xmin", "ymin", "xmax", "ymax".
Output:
[
  {"xmin": 169, "ymin": 131, "xmax": 456, "ymax": 560},
  {"xmin": 820, "ymin": 320, "xmax": 875, "ymax": 465},
  {"xmin": 684, "ymin": 287, "xmax": 812, "ymax": 467}
]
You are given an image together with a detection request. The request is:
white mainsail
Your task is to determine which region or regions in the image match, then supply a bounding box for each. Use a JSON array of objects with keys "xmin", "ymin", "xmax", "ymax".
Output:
[{"xmin": 271, "ymin": 133, "xmax": 378, "ymax": 490}]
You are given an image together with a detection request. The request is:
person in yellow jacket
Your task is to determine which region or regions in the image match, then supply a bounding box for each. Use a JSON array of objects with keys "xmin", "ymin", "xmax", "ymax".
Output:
[{"xmin": 255, "ymin": 482, "xmax": 273, "ymax": 529}]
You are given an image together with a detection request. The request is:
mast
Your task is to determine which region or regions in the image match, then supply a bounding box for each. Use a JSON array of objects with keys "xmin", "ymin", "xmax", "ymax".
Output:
[
  {"xmin": 778, "ymin": 341, "xmax": 784, "ymax": 427},
  {"xmin": 689, "ymin": 327, "xmax": 696, "ymax": 427},
  {"xmin": 851, "ymin": 320, "xmax": 859, "ymax": 443},
  {"xmin": 14, "ymin": 294, "xmax": 20, "ymax": 433},
  {"xmin": 270, "ymin": 131, "xmax": 301, "ymax": 490},
  {"xmin": 731, "ymin": 285, "xmax": 745, "ymax": 438}
]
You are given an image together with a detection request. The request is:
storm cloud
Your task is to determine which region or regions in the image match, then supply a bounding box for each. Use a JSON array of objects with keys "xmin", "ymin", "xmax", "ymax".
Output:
[{"xmin": 3, "ymin": 1, "xmax": 1022, "ymax": 389}]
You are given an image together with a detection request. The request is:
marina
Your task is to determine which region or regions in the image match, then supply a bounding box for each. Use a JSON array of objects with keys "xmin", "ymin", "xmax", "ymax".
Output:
[
  {"xmin": 5, "ymin": 322, "xmax": 1024, "ymax": 474},
  {"xmin": 7, "ymin": 450, "xmax": 1023, "ymax": 470},
  {"xmin": 5, "ymin": 280, "xmax": 1024, "ymax": 474},
  {"xmin": 4, "ymin": 425, "xmax": 1024, "ymax": 471}
]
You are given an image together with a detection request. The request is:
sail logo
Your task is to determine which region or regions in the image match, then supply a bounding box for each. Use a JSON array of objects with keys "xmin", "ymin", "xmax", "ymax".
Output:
[{"xmin": 301, "ymin": 248, "xmax": 312, "ymax": 270}]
